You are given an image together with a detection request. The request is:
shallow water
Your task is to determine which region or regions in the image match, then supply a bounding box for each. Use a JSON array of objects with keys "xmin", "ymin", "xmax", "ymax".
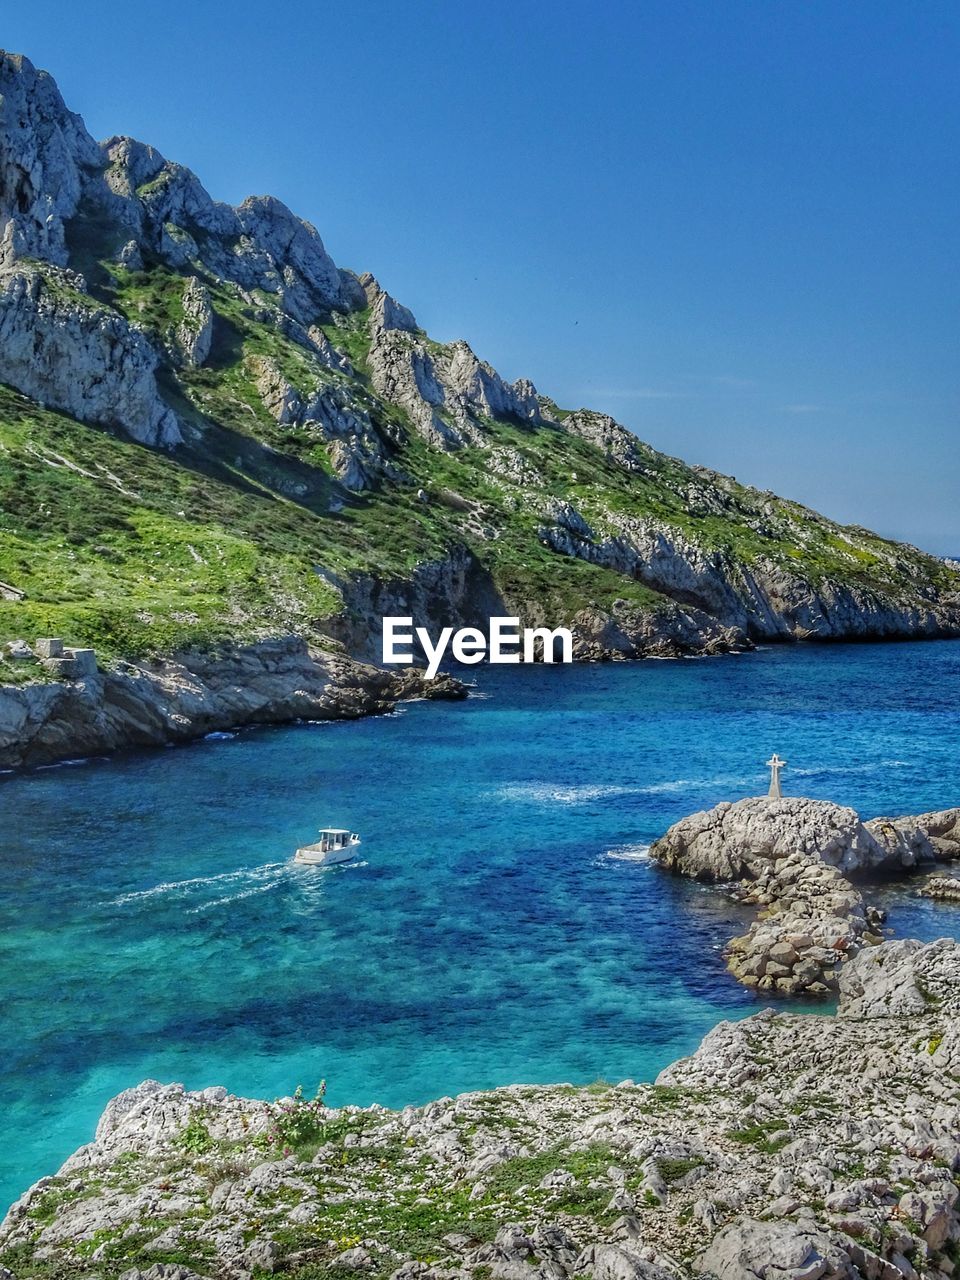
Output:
[{"xmin": 1, "ymin": 640, "xmax": 959, "ymax": 1210}]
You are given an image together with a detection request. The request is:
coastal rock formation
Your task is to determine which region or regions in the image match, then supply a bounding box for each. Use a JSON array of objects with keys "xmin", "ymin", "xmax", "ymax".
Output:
[
  {"xmin": 838, "ymin": 936, "xmax": 960, "ymax": 1018},
  {"xmin": 568, "ymin": 599, "xmax": 747, "ymax": 661},
  {"xmin": 649, "ymin": 796, "xmax": 923, "ymax": 881},
  {"xmin": 0, "ymin": 636, "xmax": 465, "ymax": 769},
  {"xmin": 868, "ymin": 809, "xmax": 960, "ymax": 864},
  {"xmin": 5, "ymin": 937, "xmax": 960, "ymax": 1279},
  {"xmin": 725, "ymin": 852, "xmax": 875, "ymax": 994},
  {"xmin": 652, "ymin": 797, "xmax": 958, "ymax": 994},
  {"xmin": 920, "ymin": 875, "xmax": 960, "ymax": 904}
]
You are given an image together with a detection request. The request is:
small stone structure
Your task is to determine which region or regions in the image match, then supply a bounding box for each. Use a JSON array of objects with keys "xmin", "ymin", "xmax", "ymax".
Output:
[
  {"xmin": 28, "ymin": 637, "xmax": 98, "ymax": 679},
  {"xmin": 46, "ymin": 647, "xmax": 97, "ymax": 679}
]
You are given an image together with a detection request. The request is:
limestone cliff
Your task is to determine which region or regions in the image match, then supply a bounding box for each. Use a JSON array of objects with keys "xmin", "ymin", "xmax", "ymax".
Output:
[{"xmin": 0, "ymin": 637, "xmax": 465, "ymax": 770}]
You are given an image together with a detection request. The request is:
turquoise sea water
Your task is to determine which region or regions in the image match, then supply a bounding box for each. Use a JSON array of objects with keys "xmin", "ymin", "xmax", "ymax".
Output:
[{"xmin": 2, "ymin": 640, "xmax": 960, "ymax": 1211}]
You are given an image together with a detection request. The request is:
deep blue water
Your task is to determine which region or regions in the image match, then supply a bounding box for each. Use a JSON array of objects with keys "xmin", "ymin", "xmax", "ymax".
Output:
[{"xmin": 2, "ymin": 640, "xmax": 960, "ymax": 1211}]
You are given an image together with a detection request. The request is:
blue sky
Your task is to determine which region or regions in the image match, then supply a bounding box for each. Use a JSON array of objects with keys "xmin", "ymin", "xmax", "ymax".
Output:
[{"xmin": 7, "ymin": 1, "xmax": 958, "ymax": 552}]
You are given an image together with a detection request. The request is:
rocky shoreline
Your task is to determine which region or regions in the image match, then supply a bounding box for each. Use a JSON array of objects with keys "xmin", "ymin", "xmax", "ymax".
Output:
[
  {"xmin": 0, "ymin": 636, "xmax": 465, "ymax": 770},
  {"xmin": 3, "ymin": 936, "xmax": 960, "ymax": 1279}
]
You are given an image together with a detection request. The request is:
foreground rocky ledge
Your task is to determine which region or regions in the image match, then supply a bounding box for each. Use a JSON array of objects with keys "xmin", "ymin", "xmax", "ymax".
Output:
[
  {"xmin": 0, "ymin": 636, "xmax": 465, "ymax": 769},
  {"xmin": 3, "ymin": 938, "xmax": 960, "ymax": 1280}
]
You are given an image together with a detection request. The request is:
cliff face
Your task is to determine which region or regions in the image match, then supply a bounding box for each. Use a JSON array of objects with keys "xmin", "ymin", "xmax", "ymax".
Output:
[
  {"xmin": 0, "ymin": 47, "xmax": 958, "ymax": 701},
  {"xmin": 4, "ymin": 937, "xmax": 960, "ymax": 1279}
]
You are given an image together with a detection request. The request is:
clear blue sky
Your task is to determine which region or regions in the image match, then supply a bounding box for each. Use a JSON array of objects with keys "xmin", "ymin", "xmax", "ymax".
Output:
[{"xmin": 6, "ymin": 1, "xmax": 959, "ymax": 553}]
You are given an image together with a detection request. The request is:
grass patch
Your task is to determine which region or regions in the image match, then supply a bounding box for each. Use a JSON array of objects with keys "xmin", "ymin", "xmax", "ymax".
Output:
[{"xmin": 727, "ymin": 1119, "xmax": 792, "ymax": 1153}]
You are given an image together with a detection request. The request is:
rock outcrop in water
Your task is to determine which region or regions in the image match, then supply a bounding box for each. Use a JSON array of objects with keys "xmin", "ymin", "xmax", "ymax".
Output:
[
  {"xmin": 920, "ymin": 876, "xmax": 960, "ymax": 904},
  {"xmin": 0, "ymin": 44, "xmax": 959, "ymax": 733},
  {"xmin": 651, "ymin": 797, "xmax": 960, "ymax": 994},
  {"xmin": 5, "ymin": 937, "xmax": 960, "ymax": 1279}
]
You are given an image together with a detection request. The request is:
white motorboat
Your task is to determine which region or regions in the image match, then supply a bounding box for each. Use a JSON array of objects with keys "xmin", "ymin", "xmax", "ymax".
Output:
[{"xmin": 294, "ymin": 828, "xmax": 361, "ymax": 867}]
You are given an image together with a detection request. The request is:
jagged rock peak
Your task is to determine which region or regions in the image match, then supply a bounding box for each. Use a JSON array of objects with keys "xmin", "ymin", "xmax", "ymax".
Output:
[
  {"xmin": 0, "ymin": 50, "xmax": 101, "ymax": 267},
  {"xmin": 100, "ymin": 134, "xmax": 166, "ymax": 195},
  {"xmin": 0, "ymin": 49, "xmax": 552, "ymax": 457},
  {"xmin": 439, "ymin": 339, "xmax": 542, "ymax": 424},
  {"xmin": 559, "ymin": 408, "xmax": 649, "ymax": 470},
  {"xmin": 0, "ymin": 50, "xmax": 364, "ymax": 322},
  {"xmin": 360, "ymin": 272, "xmax": 419, "ymax": 332}
]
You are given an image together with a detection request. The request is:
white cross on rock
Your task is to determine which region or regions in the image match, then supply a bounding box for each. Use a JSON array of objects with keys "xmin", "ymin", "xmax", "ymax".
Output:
[{"xmin": 766, "ymin": 753, "xmax": 786, "ymax": 799}]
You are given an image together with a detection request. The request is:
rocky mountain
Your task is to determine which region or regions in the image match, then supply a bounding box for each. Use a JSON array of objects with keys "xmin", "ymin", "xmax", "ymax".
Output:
[
  {"xmin": 1, "ymin": 49, "xmax": 959, "ymax": 702},
  {"xmin": 4, "ymin": 935, "xmax": 960, "ymax": 1279}
]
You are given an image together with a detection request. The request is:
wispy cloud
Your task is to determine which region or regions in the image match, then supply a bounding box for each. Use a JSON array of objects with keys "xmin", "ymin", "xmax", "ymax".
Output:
[{"xmin": 781, "ymin": 403, "xmax": 825, "ymax": 414}]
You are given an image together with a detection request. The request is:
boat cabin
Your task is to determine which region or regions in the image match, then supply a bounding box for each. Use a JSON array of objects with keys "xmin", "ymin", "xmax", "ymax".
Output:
[{"xmin": 317, "ymin": 828, "xmax": 353, "ymax": 852}]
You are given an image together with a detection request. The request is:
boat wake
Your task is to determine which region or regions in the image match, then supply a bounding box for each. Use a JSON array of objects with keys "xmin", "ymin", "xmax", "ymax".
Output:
[
  {"xmin": 494, "ymin": 774, "xmax": 758, "ymax": 805},
  {"xmin": 793, "ymin": 758, "xmax": 909, "ymax": 779},
  {"xmin": 187, "ymin": 880, "xmax": 282, "ymax": 913},
  {"xmin": 35, "ymin": 756, "xmax": 110, "ymax": 770},
  {"xmin": 494, "ymin": 759, "xmax": 913, "ymax": 808},
  {"xmin": 109, "ymin": 861, "xmax": 288, "ymax": 907},
  {"xmin": 639, "ymin": 774, "xmax": 754, "ymax": 795},
  {"xmin": 495, "ymin": 782, "xmax": 653, "ymax": 806}
]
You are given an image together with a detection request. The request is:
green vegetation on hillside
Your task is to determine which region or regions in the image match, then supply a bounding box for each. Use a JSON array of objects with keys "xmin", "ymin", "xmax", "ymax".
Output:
[
  {"xmin": 0, "ymin": 378, "xmax": 668, "ymax": 679},
  {"xmin": 0, "ymin": 387, "xmax": 340, "ymax": 672},
  {"xmin": 1, "ymin": 252, "xmax": 956, "ymax": 676}
]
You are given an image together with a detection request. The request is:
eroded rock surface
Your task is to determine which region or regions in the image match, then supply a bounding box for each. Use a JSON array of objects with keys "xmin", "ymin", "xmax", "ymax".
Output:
[
  {"xmin": 0, "ymin": 264, "xmax": 182, "ymax": 446},
  {"xmin": 650, "ymin": 797, "xmax": 922, "ymax": 881}
]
